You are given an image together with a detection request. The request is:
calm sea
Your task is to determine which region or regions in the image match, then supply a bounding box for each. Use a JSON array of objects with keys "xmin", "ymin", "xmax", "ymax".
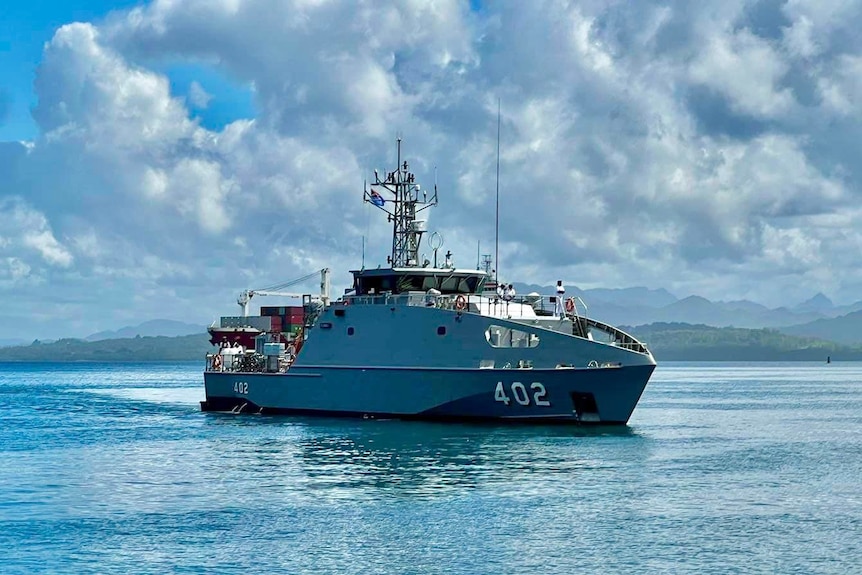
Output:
[{"xmin": 1, "ymin": 361, "xmax": 860, "ymax": 574}]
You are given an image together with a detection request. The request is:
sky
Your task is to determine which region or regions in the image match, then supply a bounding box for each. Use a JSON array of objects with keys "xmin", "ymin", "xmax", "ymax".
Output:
[{"xmin": 2, "ymin": 0, "xmax": 862, "ymax": 341}]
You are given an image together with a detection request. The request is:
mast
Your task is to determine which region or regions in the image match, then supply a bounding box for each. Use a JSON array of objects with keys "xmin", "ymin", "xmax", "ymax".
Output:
[
  {"xmin": 495, "ymin": 98, "xmax": 501, "ymax": 285},
  {"xmin": 364, "ymin": 138, "xmax": 437, "ymax": 268},
  {"xmin": 392, "ymin": 139, "xmax": 415, "ymax": 267}
]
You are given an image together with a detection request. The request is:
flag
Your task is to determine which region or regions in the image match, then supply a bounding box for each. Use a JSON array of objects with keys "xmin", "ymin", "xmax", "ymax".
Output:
[{"xmin": 370, "ymin": 190, "xmax": 385, "ymax": 207}]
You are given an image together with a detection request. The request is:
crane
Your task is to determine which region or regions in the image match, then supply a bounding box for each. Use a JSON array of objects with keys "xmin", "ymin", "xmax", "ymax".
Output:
[{"xmin": 237, "ymin": 268, "xmax": 331, "ymax": 316}]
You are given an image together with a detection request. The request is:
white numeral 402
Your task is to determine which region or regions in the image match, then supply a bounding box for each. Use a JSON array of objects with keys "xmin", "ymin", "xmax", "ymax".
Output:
[
  {"xmin": 495, "ymin": 381, "xmax": 550, "ymax": 407},
  {"xmin": 234, "ymin": 381, "xmax": 248, "ymax": 395}
]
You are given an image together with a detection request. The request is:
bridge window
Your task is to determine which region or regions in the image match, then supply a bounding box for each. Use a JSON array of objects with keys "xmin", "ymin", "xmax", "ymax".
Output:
[
  {"xmin": 355, "ymin": 272, "xmax": 483, "ymax": 295},
  {"xmin": 485, "ymin": 325, "xmax": 540, "ymax": 348}
]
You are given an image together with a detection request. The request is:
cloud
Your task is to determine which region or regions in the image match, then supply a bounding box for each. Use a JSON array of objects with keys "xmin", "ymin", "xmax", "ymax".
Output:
[
  {"xmin": 0, "ymin": 197, "xmax": 73, "ymax": 272},
  {"xmin": 689, "ymin": 29, "xmax": 794, "ymax": 118},
  {"xmin": 104, "ymin": 0, "xmax": 477, "ymax": 138},
  {"xmin": 1, "ymin": 257, "xmax": 32, "ymax": 284},
  {"xmin": 2, "ymin": 0, "xmax": 862, "ymax": 339},
  {"xmin": 187, "ymin": 80, "xmax": 212, "ymax": 109},
  {"xmin": 816, "ymin": 54, "xmax": 862, "ymax": 116}
]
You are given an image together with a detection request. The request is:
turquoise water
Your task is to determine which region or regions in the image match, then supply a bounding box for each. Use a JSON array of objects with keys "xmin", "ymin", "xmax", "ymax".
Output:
[{"xmin": 1, "ymin": 361, "xmax": 860, "ymax": 574}]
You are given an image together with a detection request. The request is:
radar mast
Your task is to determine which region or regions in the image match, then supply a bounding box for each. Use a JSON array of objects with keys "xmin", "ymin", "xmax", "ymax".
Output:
[{"xmin": 364, "ymin": 139, "xmax": 438, "ymax": 268}]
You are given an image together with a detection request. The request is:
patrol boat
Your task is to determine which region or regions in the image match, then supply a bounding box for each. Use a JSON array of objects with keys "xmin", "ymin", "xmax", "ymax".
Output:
[{"xmin": 201, "ymin": 140, "xmax": 656, "ymax": 424}]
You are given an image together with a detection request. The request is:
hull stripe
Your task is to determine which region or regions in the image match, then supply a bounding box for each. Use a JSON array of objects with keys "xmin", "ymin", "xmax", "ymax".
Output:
[
  {"xmin": 247, "ymin": 364, "xmax": 653, "ymax": 373},
  {"xmin": 200, "ymin": 398, "xmax": 623, "ymax": 425}
]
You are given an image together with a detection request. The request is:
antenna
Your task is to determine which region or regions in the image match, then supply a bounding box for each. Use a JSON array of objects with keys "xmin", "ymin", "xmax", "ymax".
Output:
[
  {"xmin": 495, "ymin": 97, "xmax": 501, "ymax": 286},
  {"xmin": 429, "ymin": 232, "xmax": 443, "ymax": 268},
  {"xmin": 364, "ymin": 138, "xmax": 437, "ymax": 268}
]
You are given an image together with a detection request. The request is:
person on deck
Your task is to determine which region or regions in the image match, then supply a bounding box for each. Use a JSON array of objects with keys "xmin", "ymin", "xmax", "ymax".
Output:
[{"xmin": 555, "ymin": 280, "xmax": 565, "ymax": 317}]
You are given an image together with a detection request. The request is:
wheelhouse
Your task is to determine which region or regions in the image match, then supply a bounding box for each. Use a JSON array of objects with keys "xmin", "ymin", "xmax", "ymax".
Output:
[{"xmin": 350, "ymin": 267, "xmax": 487, "ymax": 296}]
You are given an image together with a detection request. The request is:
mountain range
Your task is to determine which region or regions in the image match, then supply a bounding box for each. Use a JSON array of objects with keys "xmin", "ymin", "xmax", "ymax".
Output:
[
  {"xmin": 779, "ymin": 310, "xmax": 862, "ymax": 345},
  {"xmin": 84, "ymin": 319, "xmax": 205, "ymax": 341},
  {"xmin": 513, "ymin": 284, "xmax": 862, "ymax": 345},
  {"xmin": 1, "ymin": 288, "xmax": 858, "ymax": 348}
]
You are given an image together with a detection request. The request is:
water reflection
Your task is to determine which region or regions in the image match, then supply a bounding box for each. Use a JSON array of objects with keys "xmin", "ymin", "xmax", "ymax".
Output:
[{"xmin": 201, "ymin": 415, "xmax": 645, "ymax": 501}]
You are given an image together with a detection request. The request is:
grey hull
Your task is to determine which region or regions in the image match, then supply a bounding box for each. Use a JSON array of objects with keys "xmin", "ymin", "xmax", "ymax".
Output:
[{"xmin": 202, "ymin": 363, "xmax": 655, "ymax": 424}]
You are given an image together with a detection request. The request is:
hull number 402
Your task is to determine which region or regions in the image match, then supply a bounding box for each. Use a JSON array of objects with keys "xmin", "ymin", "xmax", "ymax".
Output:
[
  {"xmin": 234, "ymin": 381, "xmax": 248, "ymax": 395},
  {"xmin": 495, "ymin": 381, "xmax": 550, "ymax": 407}
]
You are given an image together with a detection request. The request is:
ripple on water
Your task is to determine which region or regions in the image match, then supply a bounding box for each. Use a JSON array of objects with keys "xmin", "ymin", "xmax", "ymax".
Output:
[{"xmin": 1, "ymin": 361, "xmax": 861, "ymax": 574}]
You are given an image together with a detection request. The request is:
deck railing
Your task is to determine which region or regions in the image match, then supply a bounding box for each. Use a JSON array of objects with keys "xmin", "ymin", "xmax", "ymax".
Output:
[{"xmin": 343, "ymin": 291, "xmax": 567, "ymax": 313}]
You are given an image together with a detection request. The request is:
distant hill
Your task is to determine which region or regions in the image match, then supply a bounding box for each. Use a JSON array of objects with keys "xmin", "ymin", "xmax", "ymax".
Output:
[
  {"xmin": 779, "ymin": 310, "xmax": 862, "ymax": 345},
  {"xmin": 513, "ymin": 282, "xmax": 862, "ymax": 329},
  {"xmin": 792, "ymin": 292, "xmax": 834, "ymax": 314},
  {"xmin": 0, "ymin": 333, "xmax": 212, "ymax": 362},
  {"xmin": 86, "ymin": 319, "xmax": 205, "ymax": 341},
  {"xmin": 2, "ymin": 322, "xmax": 858, "ymax": 363},
  {"xmin": 626, "ymin": 322, "xmax": 862, "ymax": 361}
]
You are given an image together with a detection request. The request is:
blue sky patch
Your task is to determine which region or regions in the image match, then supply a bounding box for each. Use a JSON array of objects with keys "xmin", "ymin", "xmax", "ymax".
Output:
[{"xmin": 162, "ymin": 63, "xmax": 257, "ymax": 132}]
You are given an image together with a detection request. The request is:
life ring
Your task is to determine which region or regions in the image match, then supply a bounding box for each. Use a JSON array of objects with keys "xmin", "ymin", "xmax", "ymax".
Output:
[
  {"xmin": 212, "ymin": 354, "xmax": 222, "ymax": 371},
  {"xmin": 454, "ymin": 294, "xmax": 467, "ymax": 311},
  {"xmin": 565, "ymin": 297, "xmax": 575, "ymax": 313}
]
